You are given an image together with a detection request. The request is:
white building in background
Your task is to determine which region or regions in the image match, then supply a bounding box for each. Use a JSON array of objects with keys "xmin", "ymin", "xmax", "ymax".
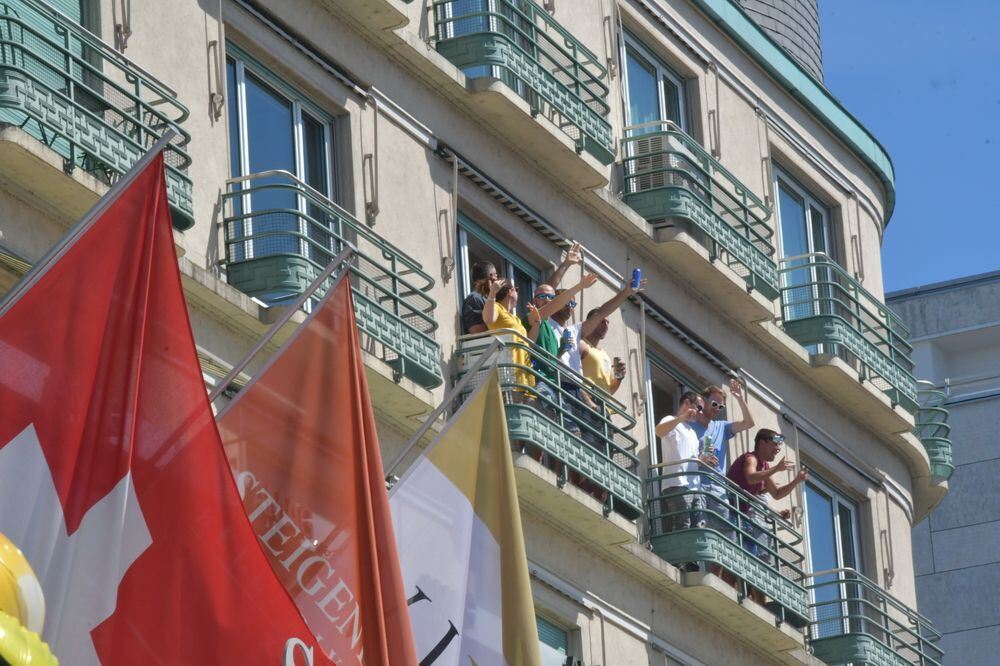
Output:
[
  {"xmin": 0, "ymin": 0, "xmax": 948, "ymax": 662},
  {"xmin": 889, "ymin": 272, "xmax": 1000, "ymax": 666}
]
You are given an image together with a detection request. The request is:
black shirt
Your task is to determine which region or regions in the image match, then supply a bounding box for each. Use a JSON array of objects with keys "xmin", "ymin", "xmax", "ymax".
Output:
[{"xmin": 461, "ymin": 292, "xmax": 488, "ymax": 334}]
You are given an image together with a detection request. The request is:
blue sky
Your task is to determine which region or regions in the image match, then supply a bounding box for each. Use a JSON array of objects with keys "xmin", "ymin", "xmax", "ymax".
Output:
[{"xmin": 818, "ymin": 1, "xmax": 1000, "ymax": 292}]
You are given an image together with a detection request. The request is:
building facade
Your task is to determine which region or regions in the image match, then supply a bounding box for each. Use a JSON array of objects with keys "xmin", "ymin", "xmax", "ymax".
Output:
[
  {"xmin": 0, "ymin": 0, "xmax": 946, "ymax": 663},
  {"xmin": 889, "ymin": 273, "xmax": 1000, "ymax": 666}
]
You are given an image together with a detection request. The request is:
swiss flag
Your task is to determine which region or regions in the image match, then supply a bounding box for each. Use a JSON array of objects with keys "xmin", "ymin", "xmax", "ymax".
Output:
[{"xmin": 0, "ymin": 153, "xmax": 331, "ymax": 664}]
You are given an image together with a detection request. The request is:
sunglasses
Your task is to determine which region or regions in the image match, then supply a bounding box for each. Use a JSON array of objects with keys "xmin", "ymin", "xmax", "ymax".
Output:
[
  {"xmin": 709, "ymin": 400, "xmax": 725, "ymax": 410},
  {"xmin": 566, "ymin": 300, "xmax": 577, "ymax": 309},
  {"xmin": 535, "ymin": 293, "xmax": 556, "ymax": 301},
  {"xmin": 766, "ymin": 434, "xmax": 786, "ymax": 444}
]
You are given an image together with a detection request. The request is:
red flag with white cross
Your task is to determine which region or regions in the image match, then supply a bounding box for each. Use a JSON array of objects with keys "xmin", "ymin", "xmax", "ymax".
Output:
[{"xmin": 0, "ymin": 150, "xmax": 331, "ymax": 664}]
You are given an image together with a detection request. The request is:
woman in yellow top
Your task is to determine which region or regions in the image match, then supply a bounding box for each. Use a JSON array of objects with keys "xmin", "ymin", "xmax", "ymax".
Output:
[{"xmin": 482, "ymin": 278, "xmax": 535, "ymax": 391}]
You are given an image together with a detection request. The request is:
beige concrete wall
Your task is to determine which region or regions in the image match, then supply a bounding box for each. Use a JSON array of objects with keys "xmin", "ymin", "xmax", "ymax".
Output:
[{"xmin": 0, "ymin": 0, "xmax": 929, "ymax": 660}]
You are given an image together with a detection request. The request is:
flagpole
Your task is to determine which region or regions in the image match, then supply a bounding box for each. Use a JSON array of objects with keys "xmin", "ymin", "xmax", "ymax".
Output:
[
  {"xmin": 383, "ymin": 339, "xmax": 503, "ymax": 480},
  {"xmin": 0, "ymin": 130, "xmax": 180, "ymax": 319},
  {"xmin": 208, "ymin": 247, "xmax": 356, "ymax": 404}
]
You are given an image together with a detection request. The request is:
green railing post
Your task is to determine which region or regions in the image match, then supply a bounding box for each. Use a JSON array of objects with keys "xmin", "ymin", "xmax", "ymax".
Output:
[
  {"xmin": 221, "ymin": 171, "xmax": 444, "ymax": 390},
  {"xmin": 621, "ymin": 121, "xmax": 779, "ymax": 299},
  {"xmin": 779, "ymin": 254, "xmax": 918, "ymax": 412},
  {"xmin": 432, "ymin": 0, "xmax": 614, "ymax": 164}
]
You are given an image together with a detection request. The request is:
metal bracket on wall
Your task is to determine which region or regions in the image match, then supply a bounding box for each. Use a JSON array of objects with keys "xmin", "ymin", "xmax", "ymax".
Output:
[
  {"xmin": 363, "ymin": 94, "xmax": 380, "ymax": 227},
  {"xmin": 113, "ymin": 0, "xmax": 132, "ymax": 51}
]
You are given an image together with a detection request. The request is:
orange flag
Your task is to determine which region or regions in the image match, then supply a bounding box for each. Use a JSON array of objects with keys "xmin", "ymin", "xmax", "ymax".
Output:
[{"xmin": 216, "ymin": 276, "xmax": 418, "ymax": 665}]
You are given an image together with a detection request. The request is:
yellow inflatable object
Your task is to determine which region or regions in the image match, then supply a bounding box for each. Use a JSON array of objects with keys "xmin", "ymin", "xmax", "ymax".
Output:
[
  {"xmin": 0, "ymin": 611, "xmax": 58, "ymax": 666},
  {"xmin": 0, "ymin": 534, "xmax": 44, "ymax": 633},
  {"xmin": 0, "ymin": 534, "xmax": 56, "ymax": 665}
]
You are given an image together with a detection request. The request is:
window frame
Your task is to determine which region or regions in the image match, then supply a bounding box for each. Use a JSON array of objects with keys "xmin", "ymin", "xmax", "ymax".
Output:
[
  {"xmin": 226, "ymin": 46, "xmax": 337, "ymax": 265},
  {"xmin": 456, "ymin": 213, "xmax": 541, "ymax": 322},
  {"xmin": 803, "ymin": 473, "xmax": 863, "ymax": 637},
  {"xmin": 644, "ymin": 352, "xmax": 700, "ymax": 465},
  {"xmin": 620, "ymin": 32, "xmax": 689, "ymax": 134},
  {"xmin": 772, "ymin": 165, "xmax": 833, "ymax": 262}
]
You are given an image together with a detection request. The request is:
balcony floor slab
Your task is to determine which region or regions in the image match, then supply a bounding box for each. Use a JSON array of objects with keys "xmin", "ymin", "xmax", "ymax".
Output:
[
  {"xmin": 652, "ymin": 227, "xmax": 776, "ymax": 325},
  {"xmin": 512, "ymin": 453, "xmax": 637, "ymax": 548},
  {"xmin": 676, "ymin": 571, "xmax": 810, "ymax": 662}
]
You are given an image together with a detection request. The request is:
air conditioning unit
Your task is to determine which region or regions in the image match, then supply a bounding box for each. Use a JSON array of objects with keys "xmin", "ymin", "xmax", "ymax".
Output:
[{"xmin": 628, "ymin": 133, "xmax": 707, "ymax": 195}]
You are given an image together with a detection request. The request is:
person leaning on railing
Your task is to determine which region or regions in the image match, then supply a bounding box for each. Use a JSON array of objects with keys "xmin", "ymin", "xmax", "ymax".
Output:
[
  {"xmin": 483, "ymin": 278, "xmax": 534, "ymax": 396},
  {"xmin": 524, "ymin": 273, "xmax": 599, "ymax": 423},
  {"xmin": 655, "ymin": 391, "xmax": 717, "ymax": 571},
  {"xmin": 727, "ymin": 429, "xmax": 808, "ymax": 563}
]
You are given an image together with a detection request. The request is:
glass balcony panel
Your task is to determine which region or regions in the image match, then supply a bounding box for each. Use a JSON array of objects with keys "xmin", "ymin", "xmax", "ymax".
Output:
[
  {"xmin": 456, "ymin": 330, "xmax": 642, "ymax": 518},
  {"xmin": 915, "ymin": 383, "xmax": 954, "ymax": 482},
  {"xmin": 621, "ymin": 121, "xmax": 778, "ymax": 299},
  {"xmin": 646, "ymin": 462, "xmax": 810, "ymax": 626},
  {"xmin": 0, "ymin": 0, "xmax": 194, "ymax": 228},
  {"xmin": 807, "ymin": 569, "xmax": 943, "ymax": 666},
  {"xmin": 221, "ymin": 172, "xmax": 443, "ymax": 390},
  {"xmin": 432, "ymin": 0, "xmax": 614, "ymax": 164},
  {"xmin": 778, "ymin": 253, "xmax": 918, "ymax": 412}
]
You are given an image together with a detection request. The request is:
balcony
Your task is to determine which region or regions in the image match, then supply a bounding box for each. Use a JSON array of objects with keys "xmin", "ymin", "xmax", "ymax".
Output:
[
  {"xmin": 456, "ymin": 331, "xmax": 642, "ymax": 524},
  {"xmin": 622, "ymin": 121, "xmax": 778, "ymax": 317},
  {"xmin": 431, "ymin": 0, "xmax": 614, "ymax": 165},
  {"xmin": 0, "ymin": 0, "xmax": 193, "ymax": 229},
  {"xmin": 807, "ymin": 568, "xmax": 942, "ymax": 666},
  {"xmin": 221, "ymin": 171, "xmax": 443, "ymax": 390},
  {"xmin": 779, "ymin": 253, "xmax": 917, "ymax": 414},
  {"xmin": 915, "ymin": 383, "xmax": 954, "ymax": 483},
  {"xmin": 646, "ymin": 461, "xmax": 810, "ymax": 628}
]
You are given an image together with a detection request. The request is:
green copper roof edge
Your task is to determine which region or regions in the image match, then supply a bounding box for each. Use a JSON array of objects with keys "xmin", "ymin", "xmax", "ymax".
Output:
[{"xmin": 687, "ymin": 0, "xmax": 896, "ymax": 228}]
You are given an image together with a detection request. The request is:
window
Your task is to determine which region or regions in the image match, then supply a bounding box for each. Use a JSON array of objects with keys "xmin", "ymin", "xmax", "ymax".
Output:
[
  {"xmin": 226, "ymin": 48, "xmax": 336, "ymax": 300},
  {"xmin": 774, "ymin": 167, "xmax": 836, "ymax": 326},
  {"xmin": 773, "ymin": 167, "xmax": 831, "ymax": 261},
  {"xmin": 621, "ymin": 34, "xmax": 688, "ymax": 135},
  {"xmin": 644, "ymin": 354, "xmax": 696, "ymax": 464},
  {"xmin": 804, "ymin": 475, "xmax": 861, "ymax": 638},
  {"xmin": 536, "ymin": 615, "xmax": 569, "ymax": 665},
  {"xmin": 456, "ymin": 214, "xmax": 540, "ymax": 322}
]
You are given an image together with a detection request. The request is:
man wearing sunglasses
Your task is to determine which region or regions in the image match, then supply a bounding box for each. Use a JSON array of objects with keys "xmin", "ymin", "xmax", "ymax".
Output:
[
  {"xmin": 727, "ymin": 428, "xmax": 808, "ymax": 598},
  {"xmin": 691, "ymin": 379, "xmax": 755, "ymax": 550},
  {"xmin": 655, "ymin": 392, "xmax": 717, "ymax": 550}
]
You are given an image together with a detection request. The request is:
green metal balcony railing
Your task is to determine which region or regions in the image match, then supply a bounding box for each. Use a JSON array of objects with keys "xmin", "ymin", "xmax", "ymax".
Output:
[
  {"xmin": 0, "ymin": 0, "xmax": 193, "ymax": 229},
  {"xmin": 456, "ymin": 330, "xmax": 642, "ymax": 518},
  {"xmin": 647, "ymin": 461, "xmax": 809, "ymax": 626},
  {"xmin": 431, "ymin": 0, "xmax": 614, "ymax": 165},
  {"xmin": 221, "ymin": 171, "xmax": 443, "ymax": 390},
  {"xmin": 915, "ymin": 382, "xmax": 953, "ymax": 482},
  {"xmin": 807, "ymin": 568, "xmax": 942, "ymax": 666},
  {"xmin": 621, "ymin": 121, "xmax": 778, "ymax": 299},
  {"xmin": 779, "ymin": 253, "xmax": 918, "ymax": 412}
]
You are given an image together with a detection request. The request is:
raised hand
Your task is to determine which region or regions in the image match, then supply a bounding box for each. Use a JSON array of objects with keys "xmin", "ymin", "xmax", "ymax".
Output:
[
  {"xmin": 563, "ymin": 241, "xmax": 583, "ymax": 265},
  {"xmin": 488, "ymin": 278, "xmax": 504, "ymax": 299},
  {"xmin": 795, "ymin": 467, "xmax": 809, "ymax": 483},
  {"xmin": 729, "ymin": 378, "xmax": 744, "ymax": 399},
  {"xmin": 627, "ymin": 276, "xmax": 648, "ymax": 294},
  {"xmin": 526, "ymin": 302, "xmax": 541, "ymax": 326},
  {"xmin": 580, "ymin": 272, "xmax": 598, "ymax": 289},
  {"xmin": 774, "ymin": 456, "xmax": 794, "ymax": 472}
]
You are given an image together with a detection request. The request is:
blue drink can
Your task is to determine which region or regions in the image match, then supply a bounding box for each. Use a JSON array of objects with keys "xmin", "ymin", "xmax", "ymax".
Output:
[
  {"xmin": 630, "ymin": 268, "xmax": 642, "ymax": 290},
  {"xmin": 560, "ymin": 328, "xmax": 573, "ymax": 355}
]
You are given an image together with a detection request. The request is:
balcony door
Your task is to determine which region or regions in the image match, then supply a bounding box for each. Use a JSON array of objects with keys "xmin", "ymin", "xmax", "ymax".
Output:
[
  {"xmin": 774, "ymin": 168, "xmax": 834, "ymax": 325},
  {"xmin": 804, "ymin": 476, "xmax": 861, "ymax": 639},
  {"xmin": 456, "ymin": 215, "xmax": 539, "ymax": 323},
  {"xmin": 621, "ymin": 35, "xmax": 687, "ymax": 135},
  {"xmin": 226, "ymin": 51, "xmax": 334, "ymax": 295}
]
